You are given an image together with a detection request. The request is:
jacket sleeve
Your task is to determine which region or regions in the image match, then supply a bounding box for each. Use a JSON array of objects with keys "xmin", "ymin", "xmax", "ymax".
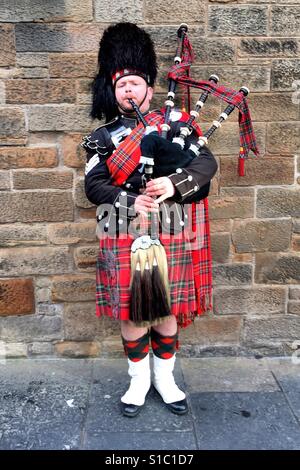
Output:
[
  {"xmin": 167, "ymin": 130, "xmax": 218, "ymax": 203},
  {"xmin": 83, "ymin": 128, "xmax": 138, "ymax": 218}
]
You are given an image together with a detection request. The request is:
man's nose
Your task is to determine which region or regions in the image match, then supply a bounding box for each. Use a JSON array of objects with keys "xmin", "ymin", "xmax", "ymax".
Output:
[{"xmin": 125, "ymin": 84, "xmax": 132, "ymax": 93}]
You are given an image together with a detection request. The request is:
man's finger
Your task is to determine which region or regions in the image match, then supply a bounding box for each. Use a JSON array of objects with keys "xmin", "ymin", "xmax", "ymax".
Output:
[
  {"xmin": 155, "ymin": 194, "xmax": 167, "ymax": 204},
  {"xmin": 137, "ymin": 210, "xmax": 148, "ymax": 218}
]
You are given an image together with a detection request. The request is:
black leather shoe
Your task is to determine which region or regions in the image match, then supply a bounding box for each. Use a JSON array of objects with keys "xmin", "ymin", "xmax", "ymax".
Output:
[
  {"xmin": 121, "ymin": 402, "xmax": 143, "ymax": 417},
  {"xmin": 165, "ymin": 398, "xmax": 188, "ymax": 415}
]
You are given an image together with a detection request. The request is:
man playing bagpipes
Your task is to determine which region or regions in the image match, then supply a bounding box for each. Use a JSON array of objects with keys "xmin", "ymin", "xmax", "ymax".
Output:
[{"xmin": 83, "ymin": 22, "xmax": 258, "ymax": 418}]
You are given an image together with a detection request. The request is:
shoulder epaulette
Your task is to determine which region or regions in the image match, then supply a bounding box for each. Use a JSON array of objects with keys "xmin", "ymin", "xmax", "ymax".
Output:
[
  {"xmin": 91, "ymin": 116, "xmax": 119, "ymax": 134},
  {"xmin": 81, "ymin": 117, "xmax": 119, "ymax": 153}
]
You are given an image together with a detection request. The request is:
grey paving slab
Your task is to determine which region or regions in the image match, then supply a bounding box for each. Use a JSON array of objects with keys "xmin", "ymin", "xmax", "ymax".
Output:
[
  {"xmin": 85, "ymin": 359, "xmax": 194, "ymax": 433},
  {"xmin": 262, "ymin": 358, "xmax": 300, "ymax": 422},
  {"xmin": 0, "ymin": 358, "xmax": 93, "ymax": 384},
  {"xmin": 190, "ymin": 392, "xmax": 300, "ymax": 450},
  {"xmin": 263, "ymin": 357, "xmax": 300, "ymax": 392},
  {"xmin": 83, "ymin": 431, "xmax": 197, "ymax": 450},
  {"xmin": 284, "ymin": 392, "xmax": 300, "ymax": 422},
  {"xmin": 181, "ymin": 357, "xmax": 279, "ymax": 392},
  {"xmin": 0, "ymin": 359, "xmax": 93, "ymax": 450}
]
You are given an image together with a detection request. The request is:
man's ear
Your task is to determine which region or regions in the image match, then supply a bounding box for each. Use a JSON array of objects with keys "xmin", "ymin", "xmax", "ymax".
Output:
[{"xmin": 148, "ymin": 86, "xmax": 154, "ymax": 101}]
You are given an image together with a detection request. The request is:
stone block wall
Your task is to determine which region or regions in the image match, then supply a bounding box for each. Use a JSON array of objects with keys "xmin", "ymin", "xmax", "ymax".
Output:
[{"xmin": 0, "ymin": 0, "xmax": 299, "ymax": 359}]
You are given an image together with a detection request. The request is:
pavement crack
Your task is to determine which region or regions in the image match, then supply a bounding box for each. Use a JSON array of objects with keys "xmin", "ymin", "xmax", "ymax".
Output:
[
  {"xmin": 78, "ymin": 360, "xmax": 94, "ymax": 450},
  {"xmin": 271, "ymin": 370, "xmax": 300, "ymax": 428}
]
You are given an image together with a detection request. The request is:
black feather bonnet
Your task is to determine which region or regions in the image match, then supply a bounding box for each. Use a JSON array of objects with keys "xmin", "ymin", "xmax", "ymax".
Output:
[{"xmin": 91, "ymin": 22, "xmax": 158, "ymax": 122}]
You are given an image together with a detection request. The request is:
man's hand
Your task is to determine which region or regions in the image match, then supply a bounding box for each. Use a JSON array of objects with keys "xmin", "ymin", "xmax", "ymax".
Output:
[
  {"xmin": 134, "ymin": 194, "xmax": 159, "ymax": 218},
  {"xmin": 145, "ymin": 177, "xmax": 175, "ymax": 204}
]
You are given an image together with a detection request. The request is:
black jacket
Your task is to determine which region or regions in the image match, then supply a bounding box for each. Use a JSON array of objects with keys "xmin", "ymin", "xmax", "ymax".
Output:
[{"xmin": 83, "ymin": 111, "xmax": 218, "ymax": 235}]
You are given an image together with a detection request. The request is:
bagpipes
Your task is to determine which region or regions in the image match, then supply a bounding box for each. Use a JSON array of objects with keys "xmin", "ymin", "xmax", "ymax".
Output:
[
  {"xmin": 128, "ymin": 24, "xmax": 259, "ymax": 325},
  {"xmin": 132, "ymin": 23, "xmax": 256, "ymax": 177}
]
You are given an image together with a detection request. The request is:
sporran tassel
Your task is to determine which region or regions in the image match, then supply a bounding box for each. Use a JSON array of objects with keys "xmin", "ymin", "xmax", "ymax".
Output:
[
  {"xmin": 130, "ymin": 262, "xmax": 143, "ymax": 323},
  {"xmin": 129, "ymin": 239, "xmax": 171, "ymax": 326},
  {"xmin": 152, "ymin": 245, "xmax": 170, "ymax": 305},
  {"xmin": 141, "ymin": 261, "xmax": 153, "ymax": 321},
  {"xmin": 152, "ymin": 258, "xmax": 171, "ymax": 318}
]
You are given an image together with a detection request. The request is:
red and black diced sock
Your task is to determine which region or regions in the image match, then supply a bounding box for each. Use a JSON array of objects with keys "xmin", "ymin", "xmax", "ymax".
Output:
[
  {"xmin": 122, "ymin": 331, "xmax": 150, "ymax": 362},
  {"xmin": 150, "ymin": 328, "xmax": 178, "ymax": 359}
]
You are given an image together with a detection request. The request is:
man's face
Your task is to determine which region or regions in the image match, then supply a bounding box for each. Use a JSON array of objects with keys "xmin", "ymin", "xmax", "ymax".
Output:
[{"xmin": 115, "ymin": 75, "xmax": 153, "ymax": 114}]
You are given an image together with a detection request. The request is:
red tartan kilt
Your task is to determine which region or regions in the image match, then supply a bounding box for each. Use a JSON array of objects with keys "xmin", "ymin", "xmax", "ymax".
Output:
[
  {"xmin": 96, "ymin": 234, "xmax": 197, "ymax": 326},
  {"xmin": 95, "ymin": 233, "xmax": 208, "ymax": 328}
]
